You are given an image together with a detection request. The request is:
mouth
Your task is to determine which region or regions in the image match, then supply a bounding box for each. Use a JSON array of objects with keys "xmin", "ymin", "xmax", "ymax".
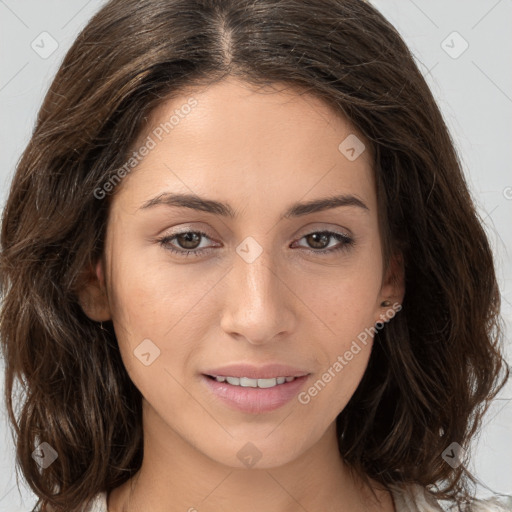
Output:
[
  {"xmin": 204, "ymin": 374, "xmax": 302, "ymax": 388},
  {"xmin": 201, "ymin": 373, "xmax": 311, "ymax": 414}
]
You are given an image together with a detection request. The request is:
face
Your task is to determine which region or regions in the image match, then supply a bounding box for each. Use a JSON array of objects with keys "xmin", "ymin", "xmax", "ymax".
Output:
[{"xmin": 83, "ymin": 77, "xmax": 402, "ymax": 469}]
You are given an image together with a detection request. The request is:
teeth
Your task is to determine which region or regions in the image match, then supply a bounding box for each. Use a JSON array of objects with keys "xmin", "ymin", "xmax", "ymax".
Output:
[{"xmin": 213, "ymin": 375, "xmax": 298, "ymax": 388}]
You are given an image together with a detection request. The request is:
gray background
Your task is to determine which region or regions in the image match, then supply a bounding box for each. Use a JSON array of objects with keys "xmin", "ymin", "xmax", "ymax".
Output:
[{"xmin": 1, "ymin": 1, "xmax": 511, "ymax": 510}]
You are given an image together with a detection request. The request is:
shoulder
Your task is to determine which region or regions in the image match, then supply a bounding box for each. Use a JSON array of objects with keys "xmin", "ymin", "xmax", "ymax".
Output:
[
  {"xmin": 80, "ymin": 491, "xmax": 108, "ymax": 512},
  {"xmin": 389, "ymin": 483, "xmax": 512, "ymax": 512},
  {"xmin": 389, "ymin": 483, "xmax": 444, "ymax": 511}
]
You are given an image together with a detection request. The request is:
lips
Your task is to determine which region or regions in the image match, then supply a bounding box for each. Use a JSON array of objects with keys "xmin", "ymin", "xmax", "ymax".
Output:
[
  {"xmin": 202, "ymin": 373, "xmax": 310, "ymax": 413},
  {"xmin": 202, "ymin": 363, "xmax": 310, "ymax": 380}
]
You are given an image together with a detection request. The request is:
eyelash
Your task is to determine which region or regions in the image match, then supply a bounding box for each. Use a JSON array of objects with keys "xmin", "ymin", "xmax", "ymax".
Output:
[{"xmin": 156, "ymin": 229, "xmax": 355, "ymax": 258}]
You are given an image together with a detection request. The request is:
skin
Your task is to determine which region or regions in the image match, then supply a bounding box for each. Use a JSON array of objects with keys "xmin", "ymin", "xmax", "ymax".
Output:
[{"xmin": 80, "ymin": 77, "xmax": 404, "ymax": 512}]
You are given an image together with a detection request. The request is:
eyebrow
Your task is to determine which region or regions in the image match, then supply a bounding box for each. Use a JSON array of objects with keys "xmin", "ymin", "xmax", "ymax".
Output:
[{"xmin": 139, "ymin": 192, "xmax": 369, "ymax": 219}]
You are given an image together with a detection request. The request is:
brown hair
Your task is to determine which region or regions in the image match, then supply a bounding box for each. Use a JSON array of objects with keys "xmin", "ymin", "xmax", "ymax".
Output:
[{"xmin": 1, "ymin": 0, "xmax": 509, "ymax": 510}]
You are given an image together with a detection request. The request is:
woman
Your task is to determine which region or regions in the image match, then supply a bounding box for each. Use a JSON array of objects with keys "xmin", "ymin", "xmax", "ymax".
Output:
[{"xmin": 1, "ymin": 0, "xmax": 510, "ymax": 511}]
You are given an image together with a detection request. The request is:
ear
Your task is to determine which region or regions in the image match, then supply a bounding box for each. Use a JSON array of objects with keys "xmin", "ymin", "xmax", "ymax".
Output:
[
  {"xmin": 376, "ymin": 250, "xmax": 405, "ymax": 321},
  {"xmin": 77, "ymin": 259, "xmax": 112, "ymax": 322}
]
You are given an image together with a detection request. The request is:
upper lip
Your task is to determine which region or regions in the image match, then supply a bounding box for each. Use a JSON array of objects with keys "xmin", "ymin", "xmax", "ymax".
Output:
[{"xmin": 203, "ymin": 363, "xmax": 310, "ymax": 380}]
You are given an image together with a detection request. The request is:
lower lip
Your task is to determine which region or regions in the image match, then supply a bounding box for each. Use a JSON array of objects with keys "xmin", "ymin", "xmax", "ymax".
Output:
[{"xmin": 201, "ymin": 374, "xmax": 310, "ymax": 414}]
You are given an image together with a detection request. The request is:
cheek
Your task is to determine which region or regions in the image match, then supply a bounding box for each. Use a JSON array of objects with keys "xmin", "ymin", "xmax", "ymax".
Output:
[
  {"xmin": 300, "ymin": 253, "xmax": 381, "ymax": 407},
  {"xmin": 302, "ymin": 288, "xmax": 376, "ymax": 416},
  {"xmin": 309, "ymin": 250, "xmax": 383, "ymax": 334},
  {"xmin": 106, "ymin": 243, "xmax": 213, "ymax": 379},
  {"xmin": 107, "ymin": 236, "xmax": 196, "ymax": 334}
]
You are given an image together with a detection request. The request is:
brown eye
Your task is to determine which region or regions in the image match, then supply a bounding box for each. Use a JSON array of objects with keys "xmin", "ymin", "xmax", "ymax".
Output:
[
  {"xmin": 305, "ymin": 232, "xmax": 330, "ymax": 249},
  {"xmin": 175, "ymin": 232, "xmax": 202, "ymax": 250},
  {"xmin": 294, "ymin": 230, "xmax": 354, "ymax": 255},
  {"xmin": 157, "ymin": 230, "xmax": 216, "ymax": 257},
  {"xmin": 157, "ymin": 229, "xmax": 354, "ymax": 258}
]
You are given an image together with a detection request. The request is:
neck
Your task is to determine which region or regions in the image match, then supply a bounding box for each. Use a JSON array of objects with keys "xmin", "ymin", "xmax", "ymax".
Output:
[{"xmin": 108, "ymin": 401, "xmax": 393, "ymax": 512}]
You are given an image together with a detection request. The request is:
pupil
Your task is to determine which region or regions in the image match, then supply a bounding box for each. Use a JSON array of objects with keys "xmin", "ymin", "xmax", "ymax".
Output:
[
  {"xmin": 309, "ymin": 233, "xmax": 328, "ymax": 249},
  {"xmin": 179, "ymin": 232, "xmax": 199, "ymax": 249}
]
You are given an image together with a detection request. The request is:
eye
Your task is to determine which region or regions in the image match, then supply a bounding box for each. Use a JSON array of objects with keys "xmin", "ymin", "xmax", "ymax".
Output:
[
  {"xmin": 292, "ymin": 231, "xmax": 354, "ymax": 255},
  {"xmin": 157, "ymin": 230, "xmax": 217, "ymax": 257},
  {"xmin": 156, "ymin": 229, "xmax": 355, "ymax": 257}
]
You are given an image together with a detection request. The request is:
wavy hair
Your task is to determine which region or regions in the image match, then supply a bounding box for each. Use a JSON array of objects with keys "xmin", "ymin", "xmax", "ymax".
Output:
[{"xmin": 1, "ymin": 0, "xmax": 509, "ymax": 510}]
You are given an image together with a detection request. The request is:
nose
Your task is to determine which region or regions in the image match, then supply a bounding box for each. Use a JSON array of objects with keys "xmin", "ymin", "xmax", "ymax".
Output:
[{"xmin": 219, "ymin": 247, "xmax": 297, "ymax": 345}]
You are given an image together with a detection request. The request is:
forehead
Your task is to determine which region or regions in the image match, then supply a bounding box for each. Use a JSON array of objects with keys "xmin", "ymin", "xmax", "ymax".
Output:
[{"xmin": 114, "ymin": 77, "xmax": 376, "ymax": 215}]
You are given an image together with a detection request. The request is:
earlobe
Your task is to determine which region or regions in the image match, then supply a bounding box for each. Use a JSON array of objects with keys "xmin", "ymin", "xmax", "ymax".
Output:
[
  {"xmin": 377, "ymin": 251, "xmax": 405, "ymax": 317},
  {"xmin": 77, "ymin": 259, "xmax": 112, "ymax": 322}
]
